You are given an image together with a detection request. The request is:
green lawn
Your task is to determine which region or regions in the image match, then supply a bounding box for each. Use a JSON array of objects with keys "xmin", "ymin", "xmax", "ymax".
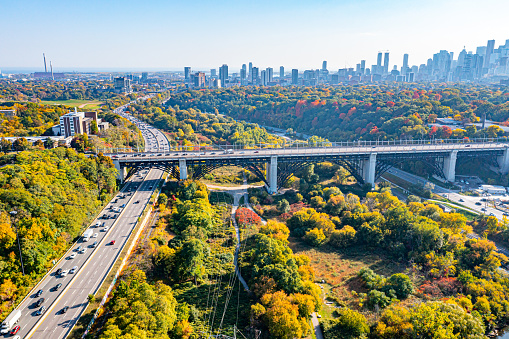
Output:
[{"xmin": 40, "ymin": 99, "xmax": 104, "ymax": 110}]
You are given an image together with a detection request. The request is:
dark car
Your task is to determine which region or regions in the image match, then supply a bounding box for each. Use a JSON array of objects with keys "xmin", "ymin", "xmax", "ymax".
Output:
[
  {"xmin": 56, "ymin": 268, "xmax": 62, "ymax": 276},
  {"xmin": 134, "ymin": 200, "xmax": 140, "ymax": 204},
  {"xmin": 36, "ymin": 289, "xmax": 43, "ymax": 297},
  {"xmin": 36, "ymin": 298, "xmax": 45, "ymax": 307},
  {"xmin": 475, "ymin": 202, "xmax": 482, "ymax": 205},
  {"xmin": 54, "ymin": 283, "xmax": 62, "ymax": 291},
  {"xmin": 10, "ymin": 325, "xmax": 20, "ymax": 335},
  {"xmin": 61, "ymin": 306, "xmax": 69, "ymax": 314},
  {"xmin": 36, "ymin": 306, "xmax": 46, "ymax": 316}
]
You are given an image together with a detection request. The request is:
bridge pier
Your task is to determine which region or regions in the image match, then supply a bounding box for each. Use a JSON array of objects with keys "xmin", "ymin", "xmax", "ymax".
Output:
[
  {"xmin": 499, "ymin": 147, "xmax": 509, "ymax": 174},
  {"xmin": 179, "ymin": 159, "xmax": 188, "ymax": 180},
  {"xmin": 362, "ymin": 153, "xmax": 377, "ymax": 186},
  {"xmin": 113, "ymin": 160, "xmax": 126, "ymax": 183},
  {"xmin": 267, "ymin": 156, "xmax": 278, "ymax": 194},
  {"xmin": 443, "ymin": 150, "xmax": 458, "ymax": 182}
]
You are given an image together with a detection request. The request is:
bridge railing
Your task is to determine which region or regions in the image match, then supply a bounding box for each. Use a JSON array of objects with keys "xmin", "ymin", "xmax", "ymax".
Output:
[{"xmin": 98, "ymin": 137, "xmax": 508, "ymax": 154}]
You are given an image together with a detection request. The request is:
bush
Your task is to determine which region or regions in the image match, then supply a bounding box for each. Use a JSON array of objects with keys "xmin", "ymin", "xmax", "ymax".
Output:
[{"xmin": 321, "ymin": 308, "xmax": 370, "ymax": 339}]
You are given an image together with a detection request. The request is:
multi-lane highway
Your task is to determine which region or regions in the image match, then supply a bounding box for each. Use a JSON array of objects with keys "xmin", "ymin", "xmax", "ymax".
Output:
[{"xmin": 4, "ymin": 104, "xmax": 168, "ymax": 339}]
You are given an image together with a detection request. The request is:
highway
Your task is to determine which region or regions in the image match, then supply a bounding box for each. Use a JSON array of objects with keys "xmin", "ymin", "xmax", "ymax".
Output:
[{"xmin": 5, "ymin": 102, "xmax": 168, "ymax": 339}]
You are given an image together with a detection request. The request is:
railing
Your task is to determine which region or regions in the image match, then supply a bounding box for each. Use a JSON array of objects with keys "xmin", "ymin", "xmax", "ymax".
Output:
[{"xmin": 98, "ymin": 137, "xmax": 508, "ymax": 155}]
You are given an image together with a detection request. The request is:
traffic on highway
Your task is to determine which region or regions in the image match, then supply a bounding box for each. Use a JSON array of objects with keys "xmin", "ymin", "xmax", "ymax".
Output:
[{"xmin": 2, "ymin": 100, "xmax": 169, "ymax": 339}]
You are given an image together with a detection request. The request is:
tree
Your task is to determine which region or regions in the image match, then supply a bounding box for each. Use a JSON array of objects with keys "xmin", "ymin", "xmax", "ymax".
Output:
[
  {"xmin": 329, "ymin": 226, "xmax": 356, "ymax": 248},
  {"xmin": 303, "ymin": 228, "xmax": 326, "ymax": 246},
  {"xmin": 12, "ymin": 137, "xmax": 29, "ymax": 151},
  {"xmin": 43, "ymin": 137, "xmax": 54, "ymax": 149},
  {"xmin": 91, "ymin": 120, "xmax": 99, "ymax": 134},
  {"xmin": 174, "ymin": 239, "xmax": 207, "ymax": 283},
  {"xmin": 321, "ymin": 308, "xmax": 370, "ymax": 339},
  {"xmin": 158, "ymin": 193, "xmax": 168, "ymax": 207},
  {"xmin": 383, "ymin": 273, "xmax": 414, "ymax": 299},
  {"xmin": 259, "ymin": 291, "xmax": 308, "ymax": 339},
  {"xmin": 0, "ymin": 138, "xmax": 11, "ymax": 152},
  {"xmin": 277, "ymin": 199, "xmax": 290, "ymax": 213}
]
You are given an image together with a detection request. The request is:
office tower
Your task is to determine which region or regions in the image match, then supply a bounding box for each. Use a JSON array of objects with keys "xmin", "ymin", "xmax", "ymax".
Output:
[
  {"xmin": 248, "ymin": 62, "xmax": 253, "ymax": 79},
  {"xmin": 266, "ymin": 67, "xmax": 273, "ymax": 83},
  {"xmin": 360, "ymin": 60, "xmax": 366, "ymax": 74},
  {"xmin": 240, "ymin": 68, "xmax": 246, "ymax": 83},
  {"xmin": 261, "ymin": 70, "xmax": 267, "ymax": 86},
  {"xmin": 383, "ymin": 52, "xmax": 390, "ymax": 74},
  {"xmin": 402, "ymin": 54, "xmax": 409, "ymax": 75},
  {"xmin": 251, "ymin": 67, "xmax": 259, "ymax": 84},
  {"xmin": 192, "ymin": 72, "xmax": 206, "ymax": 87},
  {"xmin": 476, "ymin": 46, "xmax": 487, "ymax": 56},
  {"xmin": 219, "ymin": 64, "xmax": 228, "ymax": 87},
  {"xmin": 484, "ymin": 39, "xmax": 495, "ymax": 68},
  {"xmin": 322, "ymin": 61, "xmax": 327, "ymax": 71},
  {"xmin": 292, "ymin": 69, "xmax": 298, "ymax": 85},
  {"xmin": 242, "ymin": 64, "xmax": 247, "ymax": 74},
  {"xmin": 356, "ymin": 64, "xmax": 361, "ymax": 73},
  {"xmin": 141, "ymin": 72, "xmax": 148, "ymax": 82},
  {"xmin": 408, "ymin": 73, "xmax": 415, "ymax": 82},
  {"xmin": 210, "ymin": 69, "xmax": 217, "ymax": 77},
  {"xmin": 458, "ymin": 48, "xmax": 467, "ymax": 68},
  {"xmin": 280, "ymin": 66, "xmax": 284, "ymax": 78},
  {"xmin": 376, "ymin": 52, "xmax": 382, "ymax": 74},
  {"xmin": 184, "ymin": 67, "xmax": 191, "ymax": 80}
]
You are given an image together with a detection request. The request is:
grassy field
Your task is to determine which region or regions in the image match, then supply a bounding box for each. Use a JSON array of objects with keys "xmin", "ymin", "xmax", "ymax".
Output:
[{"xmin": 40, "ymin": 99, "xmax": 104, "ymax": 110}]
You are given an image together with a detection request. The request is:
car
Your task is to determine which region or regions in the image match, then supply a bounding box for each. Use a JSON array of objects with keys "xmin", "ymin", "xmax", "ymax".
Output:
[
  {"xmin": 134, "ymin": 200, "xmax": 140, "ymax": 204},
  {"xmin": 93, "ymin": 233, "xmax": 98, "ymax": 238},
  {"xmin": 91, "ymin": 241, "xmax": 98, "ymax": 248},
  {"xmin": 490, "ymin": 213, "xmax": 495, "ymax": 216},
  {"xmin": 109, "ymin": 240, "xmax": 116, "ymax": 245},
  {"xmin": 481, "ymin": 208, "xmax": 487, "ymax": 211},
  {"xmin": 35, "ymin": 298, "xmax": 44, "ymax": 307},
  {"xmin": 210, "ymin": 152, "xmax": 216, "ymax": 155},
  {"xmin": 459, "ymin": 198, "xmax": 464, "ymax": 202},
  {"xmin": 69, "ymin": 253, "xmax": 77, "ymax": 259},
  {"xmin": 61, "ymin": 306, "xmax": 69, "ymax": 314},
  {"xmin": 103, "ymin": 227, "xmax": 109, "ymax": 232},
  {"xmin": 61, "ymin": 270, "xmax": 68, "ymax": 277},
  {"xmin": 317, "ymin": 314, "xmax": 322, "ymax": 318},
  {"xmin": 36, "ymin": 289, "xmax": 43, "ymax": 297},
  {"xmin": 76, "ymin": 246, "xmax": 82, "ymax": 252},
  {"xmin": 182, "ymin": 153, "xmax": 187, "ymax": 156},
  {"xmin": 70, "ymin": 266, "xmax": 78, "ymax": 274},
  {"xmin": 120, "ymin": 203, "xmax": 125, "ymax": 208},
  {"xmin": 36, "ymin": 306, "xmax": 46, "ymax": 316},
  {"xmin": 95, "ymin": 222, "xmax": 101, "ymax": 227},
  {"xmin": 149, "ymin": 186, "xmax": 153, "ymax": 189},
  {"xmin": 475, "ymin": 202, "xmax": 482, "ymax": 205},
  {"xmin": 466, "ymin": 144, "xmax": 471, "ymax": 147},
  {"xmin": 239, "ymin": 151, "xmax": 245, "ymax": 154},
  {"xmin": 372, "ymin": 146, "xmax": 376, "ymax": 148},
  {"xmin": 12, "ymin": 336, "xmax": 20, "ymax": 339},
  {"xmin": 10, "ymin": 325, "xmax": 20, "ymax": 335},
  {"xmin": 79, "ymin": 248, "xmax": 87, "ymax": 254},
  {"xmin": 56, "ymin": 268, "xmax": 62, "ymax": 275},
  {"xmin": 254, "ymin": 151, "xmax": 259, "ymax": 153},
  {"xmin": 54, "ymin": 283, "xmax": 62, "ymax": 291}
]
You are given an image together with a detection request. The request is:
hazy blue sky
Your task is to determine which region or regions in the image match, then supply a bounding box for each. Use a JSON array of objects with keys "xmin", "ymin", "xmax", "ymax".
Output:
[{"xmin": 1, "ymin": 0, "xmax": 508, "ymax": 72}]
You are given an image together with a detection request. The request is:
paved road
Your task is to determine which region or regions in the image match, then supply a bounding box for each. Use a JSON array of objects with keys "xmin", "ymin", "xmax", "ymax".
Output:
[{"xmin": 4, "ymin": 101, "xmax": 169, "ymax": 339}]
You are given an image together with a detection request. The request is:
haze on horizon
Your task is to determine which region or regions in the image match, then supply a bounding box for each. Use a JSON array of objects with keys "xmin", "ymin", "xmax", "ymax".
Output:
[{"xmin": 1, "ymin": 0, "xmax": 509, "ymax": 72}]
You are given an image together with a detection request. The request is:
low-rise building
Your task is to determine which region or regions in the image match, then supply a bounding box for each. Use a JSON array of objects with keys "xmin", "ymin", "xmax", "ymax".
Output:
[
  {"xmin": 480, "ymin": 184, "xmax": 507, "ymax": 195},
  {"xmin": 57, "ymin": 108, "xmax": 109, "ymax": 138},
  {"xmin": 0, "ymin": 109, "xmax": 16, "ymax": 118}
]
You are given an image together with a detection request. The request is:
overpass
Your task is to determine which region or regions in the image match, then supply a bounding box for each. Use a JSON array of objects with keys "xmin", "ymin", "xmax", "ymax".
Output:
[{"xmin": 109, "ymin": 138, "xmax": 509, "ymax": 194}]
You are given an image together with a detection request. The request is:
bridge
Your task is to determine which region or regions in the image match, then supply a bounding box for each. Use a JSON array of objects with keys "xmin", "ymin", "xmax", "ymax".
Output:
[{"xmin": 109, "ymin": 139, "xmax": 509, "ymax": 194}]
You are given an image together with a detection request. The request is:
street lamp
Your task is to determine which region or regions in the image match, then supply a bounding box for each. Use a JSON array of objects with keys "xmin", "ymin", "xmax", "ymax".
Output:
[{"xmin": 9, "ymin": 210, "xmax": 25, "ymax": 276}]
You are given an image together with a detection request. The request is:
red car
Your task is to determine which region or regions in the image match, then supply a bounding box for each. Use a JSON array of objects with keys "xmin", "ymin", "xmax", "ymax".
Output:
[
  {"xmin": 10, "ymin": 325, "xmax": 20, "ymax": 335},
  {"xmin": 109, "ymin": 240, "xmax": 116, "ymax": 245}
]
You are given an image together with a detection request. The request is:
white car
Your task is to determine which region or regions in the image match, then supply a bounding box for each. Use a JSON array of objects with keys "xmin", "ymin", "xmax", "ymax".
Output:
[
  {"xmin": 69, "ymin": 253, "xmax": 77, "ymax": 259},
  {"xmin": 69, "ymin": 266, "xmax": 78, "ymax": 274},
  {"xmin": 102, "ymin": 227, "xmax": 109, "ymax": 232},
  {"xmin": 61, "ymin": 270, "xmax": 68, "ymax": 277},
  {"xmin": 79, "ymin": 248, "xmax": 87, "ymax": 254},
  {"xmin": 93, "ymin": 233, "xmax": 98, "ymax": 238}
]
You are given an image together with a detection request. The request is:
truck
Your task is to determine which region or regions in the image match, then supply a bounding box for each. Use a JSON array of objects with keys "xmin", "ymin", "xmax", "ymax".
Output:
[
  {"xmin": 82, "ymin": 229, "xmax": 94, "ymax": 242},
  {"xmin": 1, "ymin": 309, "xmax": 21, "ymax": 334}
]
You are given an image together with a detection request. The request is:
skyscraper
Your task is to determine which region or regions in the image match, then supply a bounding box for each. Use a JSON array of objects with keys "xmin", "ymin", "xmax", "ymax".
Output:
[
  {"xmin": 292, "ymin": 69, "xmax": 298, "ymax": 85},
  {"xmin": 360, "ymin": 60, "xmax": 366, "ymax": 74},
  {"xmin": 280, "ymin": 66, "xmax": 284, "ymax": 79},
  {"xmin": 219, "ymin": 64, "xmax": 228, "ymax": 87},
  {"xmin": 248, "ymin": 62, "xmax": 253, "ymax": 79},
  {"xmin": 242, "ymin": 64, "xmax": 247, "ymax": 74},
  {"xmin": 376, "ymin": 52, "xmax": 382, "ymax": 74},
  {"xmin": 184, "ymin": 67, "xmax": 191, "ymax": 80},
  {"xmin": 484, "ymin": 39, "xmax": 495, "ymax": 68},
  {"xmin": 251, "ymin": 67, "xmax": 259, "ymax": 84},
  {"xmin": 240, "ymin": 68, "xmax": 246, "ymax": 84},
  {"xmin": 210, "ymin": 69, "xmax": 217, "ymax": 77},
  {"xmin": 383, "ymin": 52, "xmax": 390, "ymax": 74},
  {"xmin": 261, "ymin": 70, "xmax": 267, "ymax": 86},
  {"xmin": 402, "ymin": 54, "xmax": 409, "ymax": 75},
  {"xmin": 322, "ymin": 61, "xmax": 327, "ymax": 71},
  {"xmin": 266, "ymin": 67, "xmax": 273, "ymax": 83}
]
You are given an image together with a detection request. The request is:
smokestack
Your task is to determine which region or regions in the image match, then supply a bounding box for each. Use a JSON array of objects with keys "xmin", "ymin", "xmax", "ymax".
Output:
[
  {"xmin": 50, "ymin": 61, "xmax": 54, "ymax": 80},
  {"xmin": 43, "ymin": 53, "xmax": 47, "ymax": 73}
]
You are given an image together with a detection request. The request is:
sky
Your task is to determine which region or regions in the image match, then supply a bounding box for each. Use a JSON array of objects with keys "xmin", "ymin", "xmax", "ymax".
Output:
[{"xmin": 1, "ymin": 0, "xmax": 509, "ymax": 72}]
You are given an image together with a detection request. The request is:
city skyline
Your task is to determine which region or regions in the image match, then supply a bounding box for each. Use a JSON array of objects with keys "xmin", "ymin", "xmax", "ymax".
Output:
[{"xmin": 1, "ymin": 0, "xmax": 509, "ymax": 70}]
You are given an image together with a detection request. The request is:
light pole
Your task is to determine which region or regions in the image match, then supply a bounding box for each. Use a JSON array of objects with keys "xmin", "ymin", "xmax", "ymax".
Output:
[{"xmin": 9, "ymin": 210, "xmax": 25, "ymax": 276}]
